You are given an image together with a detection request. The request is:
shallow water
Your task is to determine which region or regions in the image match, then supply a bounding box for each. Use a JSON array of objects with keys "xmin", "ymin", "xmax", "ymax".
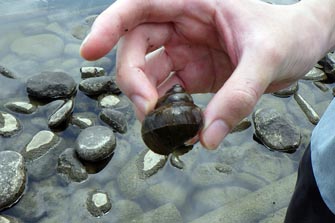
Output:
[{"xmin": 0, "ymin": 0, "xmax": 330, "ymax": 222}]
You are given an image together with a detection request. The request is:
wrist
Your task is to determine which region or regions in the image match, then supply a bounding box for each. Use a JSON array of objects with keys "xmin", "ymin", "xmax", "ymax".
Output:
[{"xmin": 298, "ymin": 0, "xmax": 335, "ymax": 53}]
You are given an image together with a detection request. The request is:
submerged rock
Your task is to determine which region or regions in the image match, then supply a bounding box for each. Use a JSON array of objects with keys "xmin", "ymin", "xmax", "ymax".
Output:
[
  {"xmin": 79, "ymin": 66, "xmax": 105, "ymax": 78},
  {"xmin": 86, "ymin": 190, "xmax": 112, "ymax": 217},
  {"xmin": 293, "ymin": 93, "xmax": 320, "ymax": 125},
  {"xmin": 79, "ymin": 76, "xmax": 121, "ymax": 95},
  {"xmin": 137, "ymin": 149, "xmax": 168, "ymax": 179},
  {"xmin": 99, "ymin": 108, "xmax": 128, "ymax": 134},
  {"xmin": 252, "ymin": 108, "xmax": 301, "ymax": 152},
  {"xmin": 70, "ymin": 112, "xmax": 95, "ymax": 129},
  {"xmin": 48, "ymin": 99, "xmax": 74, "ymax": 128},
  {"xmin": 0, "ymin": 65, "xmax": 15, "ymax": 79},
  {"xmin": 5, "ymin": 101, "xmax": 37, "ymax": 114},
  {"xmin": 26, "ymin": 71, "xmax": 76, "ymax": 100},
  {"xmin": 0, "ymin": 111, "xmax": 21, "ymax": 137},
  {"xmin": 272, "ymin": 82, "xmax": 298, "ymax": 98},
  {"xmin": 0, "ymin": 151, "xmax": 26, "ymax": 211},
  {"xmin": 75, "ymin": 126, "xmax": 116, "ymax": 162}
]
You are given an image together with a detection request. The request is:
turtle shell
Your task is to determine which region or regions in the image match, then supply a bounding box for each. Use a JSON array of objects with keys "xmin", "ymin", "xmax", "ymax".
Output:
[{"xmin": 141, "ymin": 85, "xmax": 203, "ymax": 155}]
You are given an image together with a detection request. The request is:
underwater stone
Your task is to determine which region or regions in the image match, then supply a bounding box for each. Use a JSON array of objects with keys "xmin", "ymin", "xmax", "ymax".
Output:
[
  {"xmin": 302, "ymin": 67, "xmax": 327, "ymax": 81},
  {"xmin": 75, "ymin": 126, "xmax": 116, "ymax": 162},
  {"xmin": 294, "ymin": 93, "xmax": 320, "ymax": 125},
  {"xmin": 99, "ymin": 108, "xmax": 128, "ymax": 134},
  {"xmin": 48, "ymin": 99, "xmax": 74, "ymax": 128},
  {"xmin": 79, "ymin": 66, "xmax": 105, "ymax": 78},
  {"xmin": 79, "ymin": 76, "xmax": 121, "ymax": 96},
  {"xmin": 0, "ymin": 65, "xmax": 15, "ymax": 79},
  {"xmin": 26, "ymin": 71, "xmax": 76, "ymax": 100},
  {"xmin": 0, "ymin": 215, "xmax": 22, "ymax": 223},
  {"xmin": 0, "ymin": 111, "xmax": 21, "ymax": 137},
  {"xmin": 272, "ymin": 82, "xmax": 299, "ymax": 98},
  {"xmin": 0, "ymin": 151, "xmax": 26, "ymax": 211},
  {"xmin": 5, "ymin": 101, "xmax": 37, "ymax": 114},
  {"xmin": 98, "ymin": 94, "xmax": 121, "ymax": 108},
  {"xmin": 86, "ymin": 190, "xmax": 112, "ymax": 217},
  {"xmin": 70, "ymin": 113, "xmax": 95, "ymax": 129},
  {"xmin": 138, "ymin": 149, "xmax": 168, "ymax": 179}
]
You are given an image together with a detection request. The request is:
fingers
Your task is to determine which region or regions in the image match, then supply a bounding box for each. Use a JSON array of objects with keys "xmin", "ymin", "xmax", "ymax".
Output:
[
  {"xmin": 200, "ymin": 56, "xmax": 273, "ymax": 149},
  {"xmin": 80, "ymin": 0, "xmax": 184, "ymax": 60},
  {"xmin": 115, "ymin": 24, "xmax": 174, "ymax": 120}
]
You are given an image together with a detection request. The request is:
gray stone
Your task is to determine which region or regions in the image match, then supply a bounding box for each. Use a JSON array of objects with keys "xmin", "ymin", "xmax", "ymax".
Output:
[
  {"xmin": 79, "ymin": 66, "xmax": 105, "ymax": 78},
  {"xmin": 272, "ymin": 82, "xmax": 298, "ymax": 97},
  {"xmin": 191, "ymin": 173, "xmax": 297, "ymax": 223},
  {"xmin": 130, "ymin": 203, "xmax": 183, "ymax": 223},
  {"xmin": 48, "ymin": 99, "xmax": 74, "ymax": 128},
  {"xmin": 0, "ymin": 151, "xmax": 26, "ymax": 211},
  {"xmin": 169, "ymin": 154, "xmax": 185, "ymax": 169},
  {"xmin": 111, "ymin": 200, "xmax": 143, "ymax": 222},
  {"xmin": 5, "ymin": 101, "xmax": 37, "ymax": 114},
  {"xmin": 22, "ymin": 130, "xmax": 60, "ymax": 161},
  {"xmin": 70, "ymin": 112, "xmax": 96, "ymax": 129},
  {"xmin": 0, "ymin": 111, "xmax": 21, "ymax": 137},
  {"xmin": 57, "ymin": 148, "xmax": 88, "ymax": 183},
  {"xmin": 26, "ymin": 71, "xmax": 76, "ymax": 100},
  {"xmin": 302, "ymin": 67, "xmax": 327, "ymax": 81},
  {"xmin": 86, "ymin": 190, "xmax": 112, "ymax": 217},
  {"xmin": 231, "ymin": 117, "xmax": 251, "ymax": 133},
  {"xmin": 144, "ymin": 182, "xmax": 187, "ymax": 208},
  {"xmin": 79, "ymin": 76, "xmax": 120, "ymax": 96},
  {"xmin": 252, "ymin": 108, "xmax": 301, "ymax": 152},
  {"xmin": 75, "ymin": 126, "xmax": 116, "ymax": 162},
  {"xmin": 294, "ymin": 93, "xmax": 320, "ymax": 125},
  {"xmin": 0, "ymin": 65, "xmax": 15, "ymax": 79},
  {"xmin": 11, "ymin": 34, "xmax": 64, "ymax": 61},
  {"xmin": 98, "ymin": 94, "xmax": 121, "ymax": 108},
  {"xmin": 99, "ymin": 108, "xmax": 128, "ymax": 134}
]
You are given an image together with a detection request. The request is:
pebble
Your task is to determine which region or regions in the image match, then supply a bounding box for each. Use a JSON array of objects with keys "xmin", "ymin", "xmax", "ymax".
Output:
[
  {"xmin": 79, "ymin": 76, "xmax": 121, "ymax": 96},
  {"xmin": 98, "ymin": 94, "xmax": 120, "ymax": 108},
  {"xmin": 0, "ymin": 215, "xmax": 22, "ymax": 223},
  {"xmin": 252, "ymin": 108, "xmax": 301, "ymax": 152},
  {"xmin": 70, "ymin": 112, "xmax": 95, "ymax": 129},
  {"xmin": 272, "ymin": 82, "xmax": 299, "ymax": 97},
  {"xmin": 75, "ymin": 126, "xmax": 116, "ymax": 162},
  {"xmin": 302, "ymin": 67, "xmax": 327, "ymax": 81},
  {"xmin": 231, "ymin": 117, "xmax": 252, "ymax": 133},
  {"xmin": 79, "ymin": 66, "xmax": 105, "ymax": 78},
  {"xmin": 48, "ymin": 99, "xmax": 74, "ymax": 128},
  {"xmin": 57, "ymin": 148, "xmax": 88, "ymax": 183},
  {"xmin": 86, "ymin": 190, "xmax": 112, "ymax": 217},
  {"xmin": 0, "ymin": 151, "xmax": 26, "ymax": 211},
  {"xmin": 99, "ymin": 108, "xmax": 128, "ymax": 133},
  {"xmin": 0, "ymin": 65, "xmax": 15, "ymax": 79},
  {"xmin": 138, "ymin": 149, "xmax": 168, "ymax": 179},
  {"xmin": 294, "ymin": 93, "xmax": 320, "ymax": 125},
  {"xmin": 10, "ymin": 34, "xmax": 64, "ymax": 61},
  {"xmin": 4, "ymin": 101, "xmax": 37, "ymax": 114},
  {"xmin": 0, "ymin": 111, "xmax": 21, "ymax": 137},
  {"xmin": 26, "ymin": 71, "xmax": 76, "ymax": 100},
  {"xmin": 22, "ymin": 130, "xmax": 60, "ymax": 161}
]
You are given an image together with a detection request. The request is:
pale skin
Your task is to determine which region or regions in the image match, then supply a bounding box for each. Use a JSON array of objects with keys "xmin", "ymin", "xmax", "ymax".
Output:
[{"xmin": 80, "ymin": 0, "xmax": 335, "ymax": 149}]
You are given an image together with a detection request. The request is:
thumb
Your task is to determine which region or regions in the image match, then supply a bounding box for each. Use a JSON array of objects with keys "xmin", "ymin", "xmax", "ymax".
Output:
[{"xmin": 200, "ymin": 58, "xmax": 272, "ymax": 149}]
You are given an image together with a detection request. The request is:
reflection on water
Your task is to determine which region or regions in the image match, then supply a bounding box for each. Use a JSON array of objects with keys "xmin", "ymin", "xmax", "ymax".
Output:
[{"xmin": 0, "ymin": 0, "xmax": 329, "ymax": 222}]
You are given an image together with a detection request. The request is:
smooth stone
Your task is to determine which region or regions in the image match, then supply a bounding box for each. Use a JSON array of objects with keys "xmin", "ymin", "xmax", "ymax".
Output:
[
  {"xmin": 0, "ymin": 65, "xmax": 15, "ymax": 79},
  {"xmin": 56, "ymin": 148, "xmax": 88, "ymax": 183},
  {"xmin": 192, "ymin": 186, "xmax": 250, "ymax": 213},
  {"xmin": 81, "ymin": 57, "xmax": 114, "ymax": 72},
  {"xmin": 0, "ymin": 215, "xmax": 22, "ymax": 223},
  {"xmin": 294, "ymin": 93, "xmax": 320, "ymax": 125},
  {"xmin": 138, "ymin": 149, "xmax": 168, "ymax": 179},
  {"xmin": 5, "ymin": 101, "xmax": 37, "ymax": 114},
  {"xmin": 302, "ymin": 67, "xmax": 327, "ymax": 81},
  {"xmin": 22, "ymin": 130, "xmax": 60, "ymax": 161},
  {"xmin": 10, "ymin": 34, "xmax": 64, "ymax": 60},
  {"xmin": 313, "ymin": 81, "xmax": 329, "ymax": 92},
  {"xmin": 231, "ymin": 117, "xmax": 252, "ymax": 133},
  {"xmin": 272, "ymin": 82, "xmax": 299, "ymax": 97},
  {"xmin": 79, "ymin": 66, "xmax": 105, "ymax": 78},
  {"xmin": 169, "ymin": 154, "xmax": 185, "ymax": 169},
  {"xmin": 191, "ymin": 173, "xmax": 297, "ymax": 223},
  {"xmin": 98, "ymin": 94, "xmax": 121, "ymax": 108},
  {"xmin": 111, "ymin": 200, "xmax": 143, "ymax": 222},
  {"xmin": 130, "ymin": 203, "xmax": 183, "ymax": 223},
  {"xmin": 86, "ymin": 190, "xmax": 112, "ymax": 217},
  {"xmin": 70, "ymin": 112, "xmax": 95, "ymax": 129},
  {"xmin": 26, "ymin": 71, "xmax": 76, "ymax": 100},
  {"xmin": 99, "ymin": 108, "xmax": 128, "ymax": 134},
  {"xmin": 0, "ymin": 151, "xmax": 26, "ymax": 211},
  {"xmin": 48, "ymin": 99, "xmax": 74, "ymax": 128},
  {"xmin": 75, "ymin": 126, "xmax": 116, "ymax": 162},
  {"xmin": 144, "ymin": 182, "xmax": 187, "ymax": 208},
  {"xmin": 79, "ymin": 76, "xmax": 120, "ymax": 96},
  {"xmin": 252, "ymin": 108, "xmax": 301, "ymax": 152},
  {"xmin": 0, "ymin": 111, "xmax": 21, "ymax": 137}
]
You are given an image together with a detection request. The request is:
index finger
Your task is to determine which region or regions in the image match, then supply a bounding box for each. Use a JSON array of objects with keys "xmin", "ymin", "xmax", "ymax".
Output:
[{"xmin": 80, "ymin": 0, "xmax": 184, "ymax": 60}]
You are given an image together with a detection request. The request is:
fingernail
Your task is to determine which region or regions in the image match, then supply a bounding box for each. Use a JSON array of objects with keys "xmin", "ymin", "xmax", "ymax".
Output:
[
  {"xmin": 202, "ymin": 120, "xmax": 229, "ymax": 150},
  {"xmin": 131, "ymin": 95, "xmax": 150, "ymax": 115}
]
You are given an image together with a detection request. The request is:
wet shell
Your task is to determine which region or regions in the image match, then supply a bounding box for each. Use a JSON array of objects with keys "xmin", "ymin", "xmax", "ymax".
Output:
[{"xmin": 141, "ymin": 85, "xmax": 203, "ymax": 155}]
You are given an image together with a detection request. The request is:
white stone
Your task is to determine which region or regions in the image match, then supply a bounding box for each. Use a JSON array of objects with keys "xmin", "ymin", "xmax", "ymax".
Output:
[
  {"xmin": 0, "ymin": 113, "xmax": 19, "ymax": 133},
  {"xmin": 0, "ymin": 216, "xmax": 10, "ymax": 223},
  {"xmin": 99, "ymin": 95, "xmax": 120, "ymax": 108},
  {"xmin": 26, "ymin": 130, "xmax": 55, "ymax": 152},
  {"xmin": 92, "ymin": 193, "xmax": 108, "ymax": 208},
  {"xmin": 143, "ymin": 150, "xmax": 166, "ymax": 171}
]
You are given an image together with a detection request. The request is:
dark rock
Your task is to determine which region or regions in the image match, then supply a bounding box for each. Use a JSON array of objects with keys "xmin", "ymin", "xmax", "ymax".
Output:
[
  {"xmin": 26, "ymin": 71, "xmax": 76, "ymax": 100},
  {"xmin": 75, "ymin": 126, "xmax": 116, "ymax": 162},
  {"xmin": 99, "ymin": 108, "xmax": 127, "ymax": 133},
  {"xmin": 79, "ymin": 76, "xmax": 121, "ymax": 95},
  {"xmin": 70, "ymin": 112, "xmax": 95, "ymax": 129},
  {"xmin": 294, "ymin": 93, "xmax": 320, "ymax": 125},
  {"xmin": 57, "ymin": 148, "xmax": 88, "ymax": 183},
  {"xmin": 86, "ymin": 190, "xmax": 112, "ymax": 217},
  {"xmin": 0, "ymin": 65, "xmax": 15, "ymax": 79},
  {"xmin": 79, "ymin": 66, "xmax": 105, "ymax": 78},
  {"xmin": 48, "ymin": 99, "xmax": 74, "ymax": 128},
  {"xmin": 137, "ymin": 149, "xmax": 168, "ymax": 179},
  {"xmin": 0, "ymin": 151, "xmax": 26, "ymax": 211},
  {"xmin": 252, "ymin": 108, "xmax": 301, "ymax": 152},
  {"xmin": 231, "ymin": 117, "xmax": 252, "ymax": 133},
  {"xmin": 272, "ymin": 82, "xmax": 299, "ymax": 98},
  {"xmin": 169, "ymin": 154, "xmax": 185, "ymax": 169}
]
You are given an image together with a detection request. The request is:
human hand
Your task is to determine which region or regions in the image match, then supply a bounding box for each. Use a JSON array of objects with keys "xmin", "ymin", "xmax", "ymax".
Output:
[{"xmin": 80, "ymin": 0, "xmax": 334, "ymax": 149}]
